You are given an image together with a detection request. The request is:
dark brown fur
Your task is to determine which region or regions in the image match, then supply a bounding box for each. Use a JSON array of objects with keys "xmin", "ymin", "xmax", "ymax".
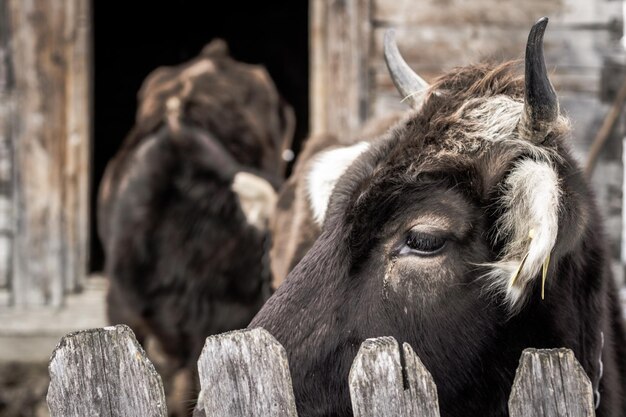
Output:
[
  {"xmin": 269, "ymin": 113, "xmax": 403, "ymax": 287},
  {"xmin": 98, "ymin": 40, "xmax": 294, "ymax": 416},
  {"xmin": 253, "ymin": 61, "xmax": 626, "ymax": 417}
]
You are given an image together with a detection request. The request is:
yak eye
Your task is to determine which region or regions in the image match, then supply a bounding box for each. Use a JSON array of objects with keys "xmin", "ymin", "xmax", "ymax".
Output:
[{"xmin": 399, "ymin": 230, "xmax": 447, "ymax": 256}]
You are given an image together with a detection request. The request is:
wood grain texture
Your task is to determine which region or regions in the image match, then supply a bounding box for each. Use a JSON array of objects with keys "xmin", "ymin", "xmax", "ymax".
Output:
[
  {"xmin": 309, "ymin": 0, "xmax": 327, "ymax": 135},
  {"xmin": 508, "ymin": 348, "xmax": 595, "ymax": 417},
  {"xmin": 62, "ymin": 0, "xmax": 91, "ymax": 293},
  {"xmin": 349, "ymin": 337, "xmax": 440, "ymax": 417},
  {"xmin": 0, "ymin": 0, "xmax": 14, "ymax": 290},
  {"xmin": 8, "ymin": 0, "xmax": 65, "ymax": 306},
  {"xmin": 47, "ymin": 324, "xmax": 167, "ymax": 417},
  {"xmin": 194, "ymin": 327, "xmax": 298, "ymax": 417},
  {"xmin": 373, "ymin": 0, "xmax": 563, "ymax": 26},
  {"xmin": 310, "ymin": 0, "xmax": 371, "ymax": 137},
  {"xmin": 0, "ymin": 277, "xmax": 106, "ymax": 361},
  {"xmin": 2, "ymin": 0, "xmax": 91, "ymax": 306}
]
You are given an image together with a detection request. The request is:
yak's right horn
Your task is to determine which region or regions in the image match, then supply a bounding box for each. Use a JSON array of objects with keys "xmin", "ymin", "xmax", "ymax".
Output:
[{"xmin": 383, "ymin": 29, "xmax": 430, "ymax": 108}]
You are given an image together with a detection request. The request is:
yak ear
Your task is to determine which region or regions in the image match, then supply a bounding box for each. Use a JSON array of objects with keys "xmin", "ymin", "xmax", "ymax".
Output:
[
  {"xmin": 201, "ymin": 38, "xmax": 230, "ymax": 57},
  {"xmin": 307, "ymin": 142, "xmax": 370, "ymax": 226},
  {"xmin": 232, "ymin": 172, "xmax": 278, "ymax": 230},
  {"xmin": 485, "ymin": 159, "xmax": 561, "ymax": 313}
]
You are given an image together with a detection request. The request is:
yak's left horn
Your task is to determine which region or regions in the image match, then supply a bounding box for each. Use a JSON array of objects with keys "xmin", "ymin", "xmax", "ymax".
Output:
[
  {"xmin": 519, "ymin": 17, "xmax": 559, "ymax": 141},
  {"xmin": 384, "ymin": 29, "xmax": 429, "ymax": 108}
]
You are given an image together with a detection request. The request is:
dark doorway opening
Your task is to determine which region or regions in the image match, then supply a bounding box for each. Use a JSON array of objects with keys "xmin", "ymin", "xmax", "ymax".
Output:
[{"xmin": 91, "ymin": 1, "xmax": 309, "ymax": 271}]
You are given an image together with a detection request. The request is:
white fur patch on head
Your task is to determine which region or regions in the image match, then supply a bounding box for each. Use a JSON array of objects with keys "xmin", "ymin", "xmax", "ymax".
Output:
[
  {"xmin": 307, "ymin": 142, "xmax": 370, "ymax": 226},
  {"xmin": 463, "ymin": 96, "xmax": 522, "ymax": 142},
  {"xmin": 447, "ymin": 95, "xmax": 566, "ymax": 162},
  {"xmin": 232, "ymin": 172, "xmax": 277, "ymax": 230},
  {"xmin": 485, "ymin": 159, "xmax": 560, "ymax": 312}
]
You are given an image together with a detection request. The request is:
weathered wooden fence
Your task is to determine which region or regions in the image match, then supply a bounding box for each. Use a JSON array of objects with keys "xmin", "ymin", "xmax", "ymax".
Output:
[{"xmin": 46, "ymin": 325, "xmax": 595, "ymax": 417}]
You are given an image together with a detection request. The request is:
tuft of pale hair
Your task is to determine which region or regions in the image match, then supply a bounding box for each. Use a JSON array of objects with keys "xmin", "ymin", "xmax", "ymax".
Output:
[{"xmin": 482, "ymin": 159, "xmax": 560, "ymax": 313}]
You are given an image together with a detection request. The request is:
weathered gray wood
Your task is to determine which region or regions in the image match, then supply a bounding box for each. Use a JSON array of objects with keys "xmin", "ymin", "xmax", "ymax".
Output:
[
  {"xmin": 309, "ymin": 0, "xmax": 327, "ymax": 136},
  {"xmin": 8, "ymin": 0, "xmax": 65, "ymax": 306},
  {"xmin": 62, "ymin": 0, "xmax": 91, "ymax": 293},
  {"xmin": 0, "ymin": 276, "xmax": 107, "ymax": 361},
  {"xmin": 508, "ymin": 348, "xmax": 595, "ymax": 417},
  {"xmin": 310, "ymin": 0, "xmax": 371, "ymax": 137},
  {"xmin": 349, "ymin": 337, "xmax": 440, "ymax": 417},
  {"xmin": 370, "ymin": 26, "xmax": 606, "ymax": 90},
  {"xmin": 0, "ymin": 0, "xmax": 14, "ymax": 290},
  {"xmin": 2, "ymin": 0, "xmax": 91, "ymax": 306},
  {"xmin": 194, "ymin": 327, "xmax": 298, "ymax": 417},
  {"xmin": 47, "ymin": 324, "xmax": 167, "ymax": 417},
  {"xmin": 373, "ymin": 0, "xmax": 563, "ymax": 26}
]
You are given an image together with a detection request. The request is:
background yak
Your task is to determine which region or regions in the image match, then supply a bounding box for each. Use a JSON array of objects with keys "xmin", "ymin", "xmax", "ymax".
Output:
[
  {"xmin": 98, "ymin": 40, "xmax": 294, "ymax": 415},
  {"xmin": 252, "ymin": 18, "xmax": 626, "ymax": 417}
]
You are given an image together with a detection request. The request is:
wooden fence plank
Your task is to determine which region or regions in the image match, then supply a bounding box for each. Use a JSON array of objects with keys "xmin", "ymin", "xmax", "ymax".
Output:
[
  {"xmin": 508, "ymin": 348, "xmax": 595, "ymax": 417},
  {"xmin": 349, "ymin": 337, "xmax": 440, "ymax": 417},
  {"xmin": 47, "ymin": 324, "xmax": 167, "ymax": 417},
  {"xmin": 194, "ymin": 327, "xmax": 298, "ymax": 417}
]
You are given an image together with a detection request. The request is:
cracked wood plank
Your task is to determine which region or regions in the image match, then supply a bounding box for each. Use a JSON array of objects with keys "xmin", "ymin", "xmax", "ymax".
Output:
[
  {"xmin": 193, "ymin": 327, "xmax": 298, "ymax": 417},
  {"xmin": 47, "ymin": 324, "xmax": 167, "ymax": 417},
  {"xmin": 508, "ymin": 348, "xmax": 594, "ymax": 417},
  {"xmin": 349, "ymin": 336, "xmax": 440, "ymax": 417}
]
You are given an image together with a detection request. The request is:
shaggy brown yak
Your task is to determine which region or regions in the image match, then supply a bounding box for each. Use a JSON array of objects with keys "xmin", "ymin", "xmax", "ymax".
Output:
[
  {"xmin": 98, "ymin": 40, "xmax": 294, "ymax": 415},
  {"xmin": 252, "ymin": 18, "xmax": 626, "ymax": 417}
]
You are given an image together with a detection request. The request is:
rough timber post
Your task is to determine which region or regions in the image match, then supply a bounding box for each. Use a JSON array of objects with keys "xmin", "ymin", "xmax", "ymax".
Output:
[
  {"xmin": 0, "ymin": 0, "xmax": 91, "ymax": 306},
  {"xmin": 310, "ymin": 0, "xmax": 371, "ymax": 138},
  {"xmin": 47, "ymin": 325, "xmax": 167, "ymax": 417},
  {"xmin": 193, "ymin": 327, "xmax": 298, "ymax": 417},
  {"xmin": 509, "ymin": 348, "xmax": 595, "ymax": 417},
  {"xmin": 349, "ymin": 336, "xmax": 441, "ymax": 417}
]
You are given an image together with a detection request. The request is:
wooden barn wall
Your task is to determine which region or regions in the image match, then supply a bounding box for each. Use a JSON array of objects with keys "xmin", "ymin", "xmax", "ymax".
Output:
[
  {"xmin": 0, "ymin": 0, "xmax": 14, "ymax": 293},
  {"xmin": 312, "ymin": 0, "xmax": 625, "ymax": 284},
  {"xmin": 0, "ymin": 0, "xmax": 91, "ymax": 307},
  {"xmin": 311, "ymin": 0, "xmax": 372, "ymax": 136}
]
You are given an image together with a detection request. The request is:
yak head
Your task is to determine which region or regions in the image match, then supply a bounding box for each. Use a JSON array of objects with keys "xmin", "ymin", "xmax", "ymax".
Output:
[
  {"xmin": 134, "ymin": 39, "xmax": 295, "ymax": 179},
  {"xmin": 251, "ymin": 18, "xmax": 599, "ymax": 417}
]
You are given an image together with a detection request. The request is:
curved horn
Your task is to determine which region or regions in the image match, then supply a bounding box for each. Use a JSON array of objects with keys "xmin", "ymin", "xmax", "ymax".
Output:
[
  {"xmin": 383, "ymin": 29, "xmax": 429, "ymax": 108},
  {"xmin": 520, "ymin": 17, "xmax": 559, "ymax": 140}
]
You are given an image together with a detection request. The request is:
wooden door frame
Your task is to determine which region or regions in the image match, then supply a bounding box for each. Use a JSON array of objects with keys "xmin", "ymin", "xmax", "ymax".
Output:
[
  {"xmin": 0, "ymin": 0, "xmax": 91, "ymax": 308},
  {"xmin": 310, "ymin": 0, "xmax": 372, "ymax": 138}
]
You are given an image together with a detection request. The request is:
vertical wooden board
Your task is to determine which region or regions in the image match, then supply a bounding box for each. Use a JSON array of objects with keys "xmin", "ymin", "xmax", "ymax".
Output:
[
  {"xmin": 0, "ymin": 0, "xmax": 14, "ymax": 290},
  {"xmin": 47, "ymin": 325, "xmax": 167, "ymax": 417},
  {"xmin": 401, "ymin": 342, "xmax": 440, "ymax": 416},
  {"xmin": 508, "ymin": 348, "xmax": 595, "ymax": 417},
  {"xmin": 9, "ymin": 0, "xmax": 66, "ymax": 306},
  {"xmin": 4, "ymin": 0, "xmax": 91, "ymax": 305},
  {"xmin": 349, "ymin": 337, "xmax": 440, "ymax": 417},
  {"xmin": 310, "ymin": 0, "xmax": 371, "ymax": 137},
  {"xmin": 62, "ymin": 0, "xmax": 91, "ymax": 292},
  {"xmin": 309, "ymin": 0, "xmax": 327, "ymax": 135},
  {"xmin": 194, "ymin": 327, "xmax": 298, "ymax": 417}
]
